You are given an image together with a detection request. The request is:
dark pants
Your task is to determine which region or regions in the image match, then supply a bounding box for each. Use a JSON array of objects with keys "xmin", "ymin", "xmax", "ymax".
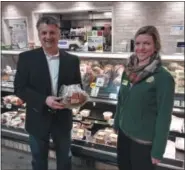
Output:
[
  {"xmin": 29, "ymin": 130, "xmax": 71, "ymax": 170},
  {"xmin": 117, "ymin": 129, "xmax": 156, "ymax": 170}
]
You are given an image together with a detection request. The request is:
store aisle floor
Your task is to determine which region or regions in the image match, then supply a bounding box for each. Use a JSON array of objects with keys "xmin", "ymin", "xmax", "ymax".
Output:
[
  {"xmin": 1, "ymin": 146, "xmax": 95, "ymax": 170},
  {"xmin": 1, "ymin": 146, "xmax": 56, "ymax": 170}
]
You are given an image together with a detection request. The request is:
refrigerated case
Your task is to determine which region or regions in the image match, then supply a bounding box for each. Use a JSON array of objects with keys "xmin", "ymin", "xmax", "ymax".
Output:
[{"xmin": 1, "ymin": 50, "xmax": 185, "ymax": 170}]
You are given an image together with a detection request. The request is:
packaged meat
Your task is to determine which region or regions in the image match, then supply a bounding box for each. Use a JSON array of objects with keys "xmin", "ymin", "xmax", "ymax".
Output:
[
  {"xmin": 59, "ymin": 84, "xmax": 89, "ymax": 109},
  {"xmin": 113, "ymin": 75, "xmax": 122, "ymax": 86},
  {"xmin": 168, "ymin": 63, "xmax": 184, "ymax": 71},
  {"xmin": 73, "ymin": 122, "xmax": 81, "ymax": 129},
  {"xmin": 3, "ymin": 95, "xmax": 24, "ymax": 106},
  {"xmin": 104, "ymin": 128, "xmax": 114, "ymax": 134},
  {"xmin": 72, "ymin": 128, "xmax": 85, "ymax": 140},
  {"xmin": 9, "ymin": 117, "xmax": 22, "ymax": 127},
  {"xmin": 72, "ymin": 108, "xmax": 80, "ymax": 115},
  {"xmin": 81, "ymin": 120, "xmax": 93, "ymax": 129}
]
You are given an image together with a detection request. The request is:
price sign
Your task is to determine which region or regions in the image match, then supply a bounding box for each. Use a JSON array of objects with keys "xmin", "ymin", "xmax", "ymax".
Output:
[
  {"xmin": 90, "ymin": 87, "xmax": 99, "ymax": 97},
  {"xmin": 96, "ymin": 77, "xmax": 105, "ymax": 87},
  {"xmin": 174, "ymin": 100, "xmax": 180, "ymax": 107},
  {"xmin": 109, "ymin": 93, "xmax": 117, "ymax": 100},
  {"xmin": 6, "ymin": 103, "xmax": 12, "ymax": 109},
  {"xmin": 181, "ymin": 101, "xmax": 185, "ymax": 107}
]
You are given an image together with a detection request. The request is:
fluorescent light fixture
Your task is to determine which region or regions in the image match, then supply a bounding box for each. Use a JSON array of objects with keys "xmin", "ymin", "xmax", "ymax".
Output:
[{"xmin": 104, "ymin": 12, "xmax": 112, "ymax": 17}]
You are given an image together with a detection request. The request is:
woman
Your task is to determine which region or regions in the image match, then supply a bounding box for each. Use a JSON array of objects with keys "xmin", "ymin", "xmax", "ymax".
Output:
[{"xmin": 114, "ymin": 25, "xmax": 175, "ymax": 170}]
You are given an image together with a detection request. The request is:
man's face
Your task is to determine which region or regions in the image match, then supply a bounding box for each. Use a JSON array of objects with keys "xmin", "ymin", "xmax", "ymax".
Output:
[{"xmin": 38, "ymin": 23, "xmax": 60, "ymax": 49}]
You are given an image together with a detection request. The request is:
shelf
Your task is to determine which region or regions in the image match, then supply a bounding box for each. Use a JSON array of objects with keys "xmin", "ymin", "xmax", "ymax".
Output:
[
  {"xmin": 89, "ymin": 97, "xmax": 117, "ymax": 105},
  {"xmin": 1, "ymin": 50, "xmax": 25, "ymax": 55},
  {"xmin": 1, "ymin": 125, "xmax": 184, "ymax": 170},
  {"xmin": 1, "ymin": 87, "xmax": 14, "ymax": 93},
  {"xmin": 169, "ymin": 132, "xmax": 185, "ymax": 138},
  {"xmin": 2, "ymin": 50, "xmax": 184, "ymax": 61}
]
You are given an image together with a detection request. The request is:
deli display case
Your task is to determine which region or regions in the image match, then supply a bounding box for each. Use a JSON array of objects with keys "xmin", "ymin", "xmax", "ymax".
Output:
[{"xmin": 1, "ymin": 50, "xmax": 184, "ymax": 170}]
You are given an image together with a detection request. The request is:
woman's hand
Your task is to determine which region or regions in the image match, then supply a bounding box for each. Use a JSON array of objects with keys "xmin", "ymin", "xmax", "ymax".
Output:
[{"xmin": 151, "ymin": 157, "xmax": 161, "ymax": 165}]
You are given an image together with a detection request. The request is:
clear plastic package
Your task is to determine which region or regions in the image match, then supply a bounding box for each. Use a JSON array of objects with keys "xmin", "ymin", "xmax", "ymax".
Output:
[{"xmin": 59, "ymin": 84, "xmax": 89, "ymax": 109}]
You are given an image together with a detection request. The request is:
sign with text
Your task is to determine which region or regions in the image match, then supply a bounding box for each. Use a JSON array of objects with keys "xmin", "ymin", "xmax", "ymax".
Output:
[{"xmin": 87, "ymin": 30, "xmax": 103, "ymax": 52}]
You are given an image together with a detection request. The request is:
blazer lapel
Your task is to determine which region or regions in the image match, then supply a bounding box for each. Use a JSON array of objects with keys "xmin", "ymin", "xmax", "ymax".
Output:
[
  {"xmin": 38, "ymin": 48, "xmax": 52, "ymax": 95},
  {"xmin": 57, "ymin": 50, "xmax": 67, "ymax": 96}
]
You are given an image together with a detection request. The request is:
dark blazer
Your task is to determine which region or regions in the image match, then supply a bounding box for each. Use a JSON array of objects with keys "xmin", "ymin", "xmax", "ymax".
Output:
[{"xmin": 14, "ymin": 47, "xmax": 82, "ymax": 139}]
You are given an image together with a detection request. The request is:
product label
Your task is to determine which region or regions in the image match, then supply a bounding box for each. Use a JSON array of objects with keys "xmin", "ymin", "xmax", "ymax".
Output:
[
  {"xmin": 96, "ymin": 77, "xmax": 105, "ymax": 87},
  {"xmin": 122, "ymin": 80, "xmax": 128, "ymax": 86},
  {"xmin": 109, "ymin": 93, "xmax": 117, "ymax": 100},
  {"xmin": 90, "ymin": 87, "xmax": 100, "ymax": 97}
]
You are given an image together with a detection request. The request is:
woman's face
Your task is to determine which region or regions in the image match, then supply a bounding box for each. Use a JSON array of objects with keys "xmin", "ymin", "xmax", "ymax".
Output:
[{"xmin": 134, "ymin": 34, "xmax": 156, "ymax": 62}]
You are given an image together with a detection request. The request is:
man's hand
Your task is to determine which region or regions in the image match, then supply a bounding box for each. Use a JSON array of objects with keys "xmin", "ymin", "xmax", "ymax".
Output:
[{"xmin": 46, "ymin": 96, "xmax": 64, "ymax": 109}]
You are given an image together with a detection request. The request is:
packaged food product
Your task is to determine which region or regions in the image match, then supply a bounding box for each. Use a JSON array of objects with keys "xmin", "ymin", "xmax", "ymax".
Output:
[
  {"xmin": 80, "ymin": 109, "xmax": 91, "ymax": 117},
  {"xmin": 170, "ymin": 116, "xmax": 184, "ymax": 133},
  {"xmin": 103, "ymin": 111, "xmax": 113, "ymax": 120},
  {"xmin": 175, "ymin": 137, "xmax": 184, "ymax": 151},
  {"xmin": 94, "ymin": 130, "xmax": 106, "ymax": 144},
  {"xmin": 72, "ymin": 128, "xmax": 85, "ymax": 140},
  {"xmin": 72, "ymin": 108, "xmax": 80, "ymax": 115},
  {"xmin": 108, "ymin": 133, "xmax": 118, "ymax": 146},
  {"xmin": 59, "ymin": 84, "xmax": 89, "ymax": 109}
]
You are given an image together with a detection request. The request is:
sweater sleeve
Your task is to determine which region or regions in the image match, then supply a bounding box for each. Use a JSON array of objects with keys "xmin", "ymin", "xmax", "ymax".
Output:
[{"xmin": 151, "ymin": 73, "xmax": 175, "ymax": 160}]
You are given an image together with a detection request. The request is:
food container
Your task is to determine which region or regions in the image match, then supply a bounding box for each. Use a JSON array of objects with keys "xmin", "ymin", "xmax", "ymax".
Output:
[
  {"xmin": 80, "ymin": 109, "xmax": 90, "ymax": 117},
  {"xmin": 94, "ymin": 130, "xmax": 106, "ymax": 144},
  {"xmin": 103, "ymin": 111, "xmax": 113, "ymax": 120}
]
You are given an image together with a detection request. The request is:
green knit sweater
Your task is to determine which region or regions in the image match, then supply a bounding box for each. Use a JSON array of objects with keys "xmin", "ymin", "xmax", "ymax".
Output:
[{"xmin": 114, "ymin": 66, "xmax": 175, "ymax": 160}]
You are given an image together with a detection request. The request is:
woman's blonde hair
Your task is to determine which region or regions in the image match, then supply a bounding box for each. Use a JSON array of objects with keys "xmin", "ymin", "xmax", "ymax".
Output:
[{"xmin": 134, "ymin": 26, "xmax": 161, "ymax": 52}]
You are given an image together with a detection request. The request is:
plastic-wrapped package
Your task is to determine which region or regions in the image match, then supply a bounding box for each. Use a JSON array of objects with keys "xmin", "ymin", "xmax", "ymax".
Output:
[
  {"xmin": 163, "ymin": 140, "xmax": 176, "ymax": 159},
  {"xmin": 175, "ymin": 137, "xmax": 184, "ymax": 151},
  {"xmin": 59, "ymin": 84, "xmax": 89, "ymax": 109},
  {"xmin": 3, "ymin": 95, "xmax": 24, "ymax": 106},
  {"xmin": 170, "ymin": 115, "xmax": 184, "ymax": 133}
]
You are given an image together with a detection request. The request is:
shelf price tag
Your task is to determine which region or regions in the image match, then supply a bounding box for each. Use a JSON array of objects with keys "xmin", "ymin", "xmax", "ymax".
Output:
[
  {"xmin": 90, "ymin": 87, "xmax": 99, "ymax": 97},
  {"xmin": 96, "ymin": 77, "xmax": 105, "ymax": 87},
  {"xmin": 117, "ymin": 86, "xmax": 120, "ymax": 92},
  {"xmin": 109, "ymin": 93, "xmax": 117, "ymax": 100},
  {"xmin": 174, "ymin": 100, "xmax": 180, "ymax": 107},
  {"xmin": 6, "ymin": 103, "xmax": 12, "ymax": 109},
  {"xmin": 181, "ymin": 101, "xmax": 185, "ymax": 107},
  {"xmin": 108, "ymin": 118, "xmax": 114, "ymax": 126}
]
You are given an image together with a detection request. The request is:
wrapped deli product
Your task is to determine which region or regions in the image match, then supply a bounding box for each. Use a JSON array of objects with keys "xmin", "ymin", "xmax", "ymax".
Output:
[
  {"xmin": 170, "ymin": 115, "xmax": 184, "ymax": 133},
  {"xmin": 94, "ymin": 128, "xmax": 117, "ymax": 146},
  {"xmin": 3, "ymin": 95, "xmax": 24, "ymax": 106},
  {"xmin": 80, "ymin": 109, "xmax": 91, "ymax": 117},
  {"xmin": 59, "ymin": 84, "xmax": 89, "ymax": 109},
  {"xmin": 175, "ymin": 137, "xmax": 184, "ymax": 151},
  {"xmin": 103, "ymin": 111, "xmax": 113, "ymax": 120}
]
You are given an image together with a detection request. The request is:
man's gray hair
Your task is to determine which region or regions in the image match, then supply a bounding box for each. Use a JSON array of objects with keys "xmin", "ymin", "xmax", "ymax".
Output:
[{"xmin": 36, "ymin": 16, "xmax": 60, "ymax": 29}]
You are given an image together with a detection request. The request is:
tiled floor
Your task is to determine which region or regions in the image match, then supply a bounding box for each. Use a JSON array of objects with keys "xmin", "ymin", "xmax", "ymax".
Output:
[
  {"xmin": 1, "ymin": 146, "xmax": 56, "ymax": 170},
  {"xmin": 1, "ymin": 146, "xmax": 96, "ymax": 170}
]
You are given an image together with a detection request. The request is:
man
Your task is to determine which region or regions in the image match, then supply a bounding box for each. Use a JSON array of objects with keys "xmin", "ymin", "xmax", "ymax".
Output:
[{"xmin": 14, "ymin": 16, "xmax": 83, "ymax": 170}]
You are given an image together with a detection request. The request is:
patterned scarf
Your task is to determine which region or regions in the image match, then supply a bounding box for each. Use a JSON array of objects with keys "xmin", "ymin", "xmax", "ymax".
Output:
[{"xmin": 124, "ymin": 52, "xmax": 162, "ymax": 84}]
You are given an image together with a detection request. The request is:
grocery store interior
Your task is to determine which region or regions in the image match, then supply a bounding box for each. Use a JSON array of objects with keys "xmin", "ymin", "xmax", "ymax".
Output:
[{"xmin": 1, "ymin": 1, "xmax": 184, "ymax": 170}]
